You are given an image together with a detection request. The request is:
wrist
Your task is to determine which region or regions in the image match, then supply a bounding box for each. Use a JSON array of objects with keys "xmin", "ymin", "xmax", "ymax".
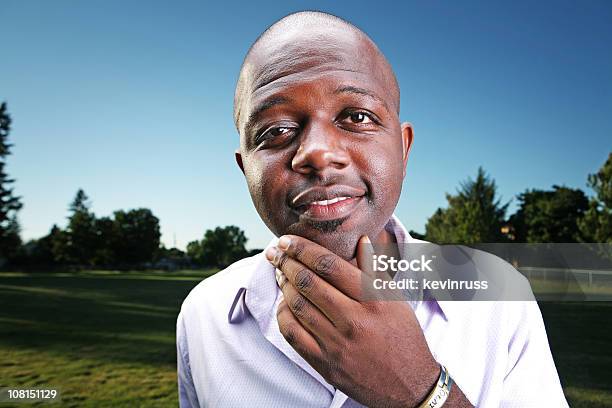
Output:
[
  {"xmin": 415, "ymin": 364, "xmax": 453, "ymax": 408},
  {"xmin": 392, "ymin": 358, "xmax": 440, "ymax": 408},
  {"xmin": 413, "ymin": 360, "xmax": 442, "ymax": 406}
]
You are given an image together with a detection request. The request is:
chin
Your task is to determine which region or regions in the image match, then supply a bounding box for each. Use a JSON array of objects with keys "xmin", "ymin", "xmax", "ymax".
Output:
[
  {"xmin": 285, "ymin": 219, "xmax": 361, "ymax": 261},
  {"xmin": 317, "ymin": 233, "xmax": 358, "ymax": 260}
]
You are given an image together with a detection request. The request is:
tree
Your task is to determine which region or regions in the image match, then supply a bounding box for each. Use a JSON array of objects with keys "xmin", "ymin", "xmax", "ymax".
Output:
[
  {"xmin": 186, "ymin": 239, "xmax": 204, "ymax": 264},
  {"xmin": 579, "ymin": 152, "xmax": 612, "ymax": 242},
  {"xmin": 24, "ymin": 196, "xmax": 161, "ymax": 268},
  {"xmin": 64, "ymin": 189, "xmax": 97, "ymax": 266},
  {"xmin": 49, "ymin": 225, "xmax": 70, "ymax": 265},
  {"xmin": 112, "ymin": 208, "xmax": 161, "ymax": 266},
  {"xmin": 92, "ymin": 216, "xmax": 117, "ymax": 266},
  {"xmin": 190, "ymin": 225, "xmax": 248, "ymax": 268},
  {"xmin": 425, "ymin": 167, "xmax": 508, "ymax": 244},
  {"xmin": 0, "ymin": 102, "xmax": 23, "ymax": 262},
  {"xmin": 509, "ymin": 186, "xmax": 588, "ymax": 243},
  {"xmin": 18, "ymin": 225, "xmax": 64, "ymax": 268}
]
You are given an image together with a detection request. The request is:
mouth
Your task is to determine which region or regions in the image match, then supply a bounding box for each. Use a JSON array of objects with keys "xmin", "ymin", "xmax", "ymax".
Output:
[{"xmin": 290, "ymin": 185, "xmax": 367, "ymax": 222}]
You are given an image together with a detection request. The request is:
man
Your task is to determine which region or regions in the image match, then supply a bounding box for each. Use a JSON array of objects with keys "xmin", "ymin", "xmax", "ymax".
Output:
[{"xmin": 177, "ymin": 11, "xmax": 568, "ymax": 407}]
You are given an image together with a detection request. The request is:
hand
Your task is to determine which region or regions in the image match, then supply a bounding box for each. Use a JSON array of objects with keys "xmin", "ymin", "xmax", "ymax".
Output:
[{"xmin": 266, "ymin": 234, "xmax": 440, "ymax": 408}]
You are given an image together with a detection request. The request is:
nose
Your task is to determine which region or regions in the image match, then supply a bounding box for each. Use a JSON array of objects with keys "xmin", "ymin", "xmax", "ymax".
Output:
[{"xmin": 291, "ymin": 122, "xmax": 350, "ymax": 175}]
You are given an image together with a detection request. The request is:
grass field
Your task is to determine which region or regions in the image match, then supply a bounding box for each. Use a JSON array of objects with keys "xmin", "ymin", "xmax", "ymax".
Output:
[{"xmin": 1, "ymin": 271, "xmax": 611, "ymax": 407}]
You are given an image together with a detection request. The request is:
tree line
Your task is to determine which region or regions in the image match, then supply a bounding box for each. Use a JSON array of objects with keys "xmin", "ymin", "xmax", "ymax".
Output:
[
  {"xmin": 0, "ymin": 102, "xmax": 253, "ymax": 270},
  {"xmin": 418, "ymin": 155, "xmax": 611, "ymax": 244},
  {"xmin": 3, "ymin": 186, "xmax": 253, "ymax": 270},
  {"xmin": 0, "ymin": 101, "xmax": 610, "ymax": 271}
]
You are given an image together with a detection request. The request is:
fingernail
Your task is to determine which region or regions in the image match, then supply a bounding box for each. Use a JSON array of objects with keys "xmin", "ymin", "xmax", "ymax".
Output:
[
  {"xmin": 363, "ymin": 235, "xmax": 371, "ymax": 243},
  {"xmin": 278, "ymin": 236, "xmax": 291, "ymax": 251},
  {"xmin": 266, "ymin": 246, "xmax": 279, "ymax": 262},
  {"xmin": 275, "ymin": 269, "xmax": 287, "ymax": 288}
]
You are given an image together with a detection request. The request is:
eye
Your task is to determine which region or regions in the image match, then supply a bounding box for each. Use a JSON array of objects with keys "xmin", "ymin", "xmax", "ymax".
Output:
[
  {"xmin": 267, "ymin": 127, "xmax": 292, "ymax": 137},
  {"xmin": 255, "ymin": 124, "xmax": 298, "ymax": 147},
  {"xmin": 347, "ymin": 111, "xmax": 373, "ymax": 124},
  {"xmin": 337, "ymin": 109, "xmax": 380, "ymax": 130}
]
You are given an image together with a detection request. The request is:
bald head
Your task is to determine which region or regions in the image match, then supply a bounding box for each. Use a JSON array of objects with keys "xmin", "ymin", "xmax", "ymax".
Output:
[
  {"xmin": 233, "ymin": 11, "xmax": 400, "ymax": 131},
  {"xmin": 232, "ymin": 11, "xmax": 414, "ymax": 259}
]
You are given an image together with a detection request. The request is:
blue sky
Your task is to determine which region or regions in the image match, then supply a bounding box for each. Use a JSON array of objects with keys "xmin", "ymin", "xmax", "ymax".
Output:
[{"xmin": 1, "ymin": 0, "xmax": 611, "ymax": 249}]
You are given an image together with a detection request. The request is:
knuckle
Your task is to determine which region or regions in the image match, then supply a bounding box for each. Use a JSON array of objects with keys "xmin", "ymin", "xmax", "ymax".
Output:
[
  {"xmin": 276, "ymin": 251, "xmax": 289, "ymax": 269},
  {"xmin": 319, "ymin": 290, "xmax": 334, "ymax": 308},
  {"xmin": 294, "ymin": 268, "xmax": 314, "ymax": 292},
  {"xmin": 280, "ymin": 322, "xmax": 299, "ymax": 344},
  {"xmin": 324, "ymin": 359, "xmax": 342, "ymax": 384},
  {"xmin": 314, "ymin": 254, "xmax": 336, "ymax": 278},
  {"xmin": 289, "ymin": 295, "xmax": 307, "ymax": 316},
  {"xmin": 292, "ymin": 240, "xmax": 305, "ymax": 259},
  {"xmin": 342, "ymin": 323, "xmax": 355, "ymax": 339},
  {"xmin": 325, "ymin": 347, "xmax": 350, "ymax": 382},
  {"xmin": 343, "ymin": 316, "xmax": 366, "ymax": 339}
]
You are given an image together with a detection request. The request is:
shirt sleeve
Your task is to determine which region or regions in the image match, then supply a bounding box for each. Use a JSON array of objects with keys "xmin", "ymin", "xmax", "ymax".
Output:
[
  {"xmin": 500, "ymin": 301, "xmax": 569, "ymax": 408},
  {"xmin": 177, "ymin": 309, "xmax": 200, "ymax": 408}
]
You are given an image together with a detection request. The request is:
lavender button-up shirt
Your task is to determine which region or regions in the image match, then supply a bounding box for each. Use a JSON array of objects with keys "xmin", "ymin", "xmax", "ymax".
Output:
[{"xmin": 177, "ymin": 215, "xmax": 568, "ymax": 407}]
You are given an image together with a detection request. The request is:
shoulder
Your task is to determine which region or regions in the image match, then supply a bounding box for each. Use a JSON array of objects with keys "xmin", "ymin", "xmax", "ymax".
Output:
[
  {"xmin": 429, "ymin": 244, "xmax": 538, "ymax": 325},
  {"xmin": 435, "ymin": 246, "xmax": 542, "ymax": 343},
  {"xmin": 470, "ymin": 246, "xmax": 535, "ymax": 302},
  {"xmin": 434, "ymin": 243, "xmax": 535, "ymax": 301}
]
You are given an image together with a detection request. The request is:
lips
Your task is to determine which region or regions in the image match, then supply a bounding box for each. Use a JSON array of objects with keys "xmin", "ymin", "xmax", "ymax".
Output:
[
  {"xmin": 290, "ymin": 185, "xmax": 367, "ymax": 221},
  {"xmin": 309, "ymin": 196, "xmax": 352, "ymax": 206}
]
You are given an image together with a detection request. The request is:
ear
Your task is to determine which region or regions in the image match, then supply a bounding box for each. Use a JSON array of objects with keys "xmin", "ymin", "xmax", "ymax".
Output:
[
  {"xmin": 400, "ymin": 122, "xmax": 414, "ymax": 178},
  {"xmin": 235, "ymin": 150, "xmax": 245, "ymax": 175}
]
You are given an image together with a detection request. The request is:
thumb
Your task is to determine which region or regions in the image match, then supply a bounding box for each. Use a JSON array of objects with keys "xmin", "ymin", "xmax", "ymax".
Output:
[
  {"xmin": 356, "ymin": 235, "xmax": 375, "ymax": 277},
  {"xmin": 356, "ymin": 235, "xmax": 400, "ymax": 302}
]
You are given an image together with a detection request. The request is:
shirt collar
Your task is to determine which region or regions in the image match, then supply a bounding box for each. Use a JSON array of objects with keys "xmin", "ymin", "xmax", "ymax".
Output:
[{"xmin": 227, "ymin": 214, "xmax": 452, "ymax": 324}]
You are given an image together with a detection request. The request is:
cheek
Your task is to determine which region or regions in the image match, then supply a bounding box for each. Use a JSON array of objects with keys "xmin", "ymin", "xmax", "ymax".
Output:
[
  {"xmin": 359, "ymin": 138, "xmax": 405, "ymax": 200},
  {"xmin": 243, "ymin": 153, "xmax": 290, "ymax": 229}
]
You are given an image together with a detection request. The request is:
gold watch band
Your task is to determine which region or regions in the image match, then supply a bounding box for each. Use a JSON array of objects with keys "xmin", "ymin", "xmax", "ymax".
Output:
[{"xmin": 417, "ymin": 364, "xmax": 453, "ymax": 408}]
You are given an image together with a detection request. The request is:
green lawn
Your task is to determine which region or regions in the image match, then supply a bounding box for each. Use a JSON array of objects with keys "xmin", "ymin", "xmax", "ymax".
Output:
[
  {"xmin": 0, "ymin": 270, "xmax": 208, "ymax": 407},
  {"xmin": 0, "ymin": 271, "xmax": 611, "ymax": 407},
  {"xmin": 540, "ymin": 301, "xmax": 612, "ymax": 407}
]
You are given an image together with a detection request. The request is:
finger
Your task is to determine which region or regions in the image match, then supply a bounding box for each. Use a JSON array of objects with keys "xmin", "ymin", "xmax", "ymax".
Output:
[
  {"xmin": 267, "ymin": 246, "xmax": 356, "ymax": 324},
  {"xmin": 277, "ymin": 299, "xmax": 323, "ymax": 363},
  {"xmin": 279, "ymin": 278, "xmax": 339, "ymax": 343},
  {"xmin": 277, "ymin": 235, "xmax": 363, "ymax": 300},
  {"xmin": 356, "ymin": 235, "xmax": 383, "ymax": 302},
  {"xmin": 356, "ymin": 235, "xmax": 403, "ymax": 302},
  {"xmin": 356, "ymin": 235, "xmax": 375, "ymax": 277}
]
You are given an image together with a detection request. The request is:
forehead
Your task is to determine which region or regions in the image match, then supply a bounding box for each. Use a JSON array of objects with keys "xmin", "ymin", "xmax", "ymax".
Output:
[
  {"xmin": 237, "ymin": 28, "xmax": 394, "ymax": 130},
  {"xmin": 249, "ymin": 27, "xmax": 378, "ymax": 86}
]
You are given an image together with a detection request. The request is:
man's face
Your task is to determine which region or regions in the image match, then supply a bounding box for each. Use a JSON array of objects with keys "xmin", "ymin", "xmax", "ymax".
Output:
[{"xmin": 236, "ymin": 28, "xmax": 412, "ymax": 259}]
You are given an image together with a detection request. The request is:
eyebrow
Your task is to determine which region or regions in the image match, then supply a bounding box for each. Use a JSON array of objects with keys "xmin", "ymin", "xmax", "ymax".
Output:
[
  {"xmin": 333, "ymin": 85, "xmax": 391, "ymax": 114},
  {"xmin": 244, "ymin": 95, "xmax": 292, "ymax": 134}
]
